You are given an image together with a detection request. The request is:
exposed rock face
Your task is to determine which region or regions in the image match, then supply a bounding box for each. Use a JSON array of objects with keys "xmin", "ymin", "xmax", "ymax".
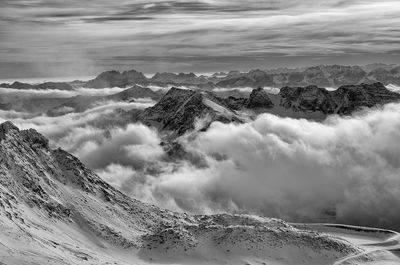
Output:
[
  {"xmin": 0, "ymin": 81, "xmax": 73, "ymax": 90},
  {"xmin": 247, "ymin": 87, "xmax": 274, "ymax": 108},
  {"xmin": 121, "ymin": 83, "xmax": 400, "ymax": 138},
  {"xmin": 279, "ymin": 85, "xmax": 337, "ymax": 113},
  {"xmin": 224, "ymin": 96, "xmax": 248, "ymax": 110},
  {"xmin": 331, "ymin": 82, "xmax": 400, "ymax": 114},
  {"xmin": 279, "ymin": 82, "xmax": 400, "ymax": 115},
  {"xmin": 84, "ymin": 69, "xmax": 148, "ymax": 88},
  {"xmin": 0, "ymin": 121, "xmax": 361, "ymax": 264},
  {"xmin": 138, "ymin": 87, "xmax": 243, "ymax": 136}
]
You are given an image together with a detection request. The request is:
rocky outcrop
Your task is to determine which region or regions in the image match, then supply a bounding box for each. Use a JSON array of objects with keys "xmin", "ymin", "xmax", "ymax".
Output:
[
  {"xmin": 138, "ymin": 87, "xmax": 243, "ymax": 136},
  {"xmin": 279, "ymin": 85, "xmax": 337, "ymax": 113},
  {"xmin": 122, "ymin": 83, "xmax": 400, "ymax": 137},
  {"xmin": 84, "ymin": 69, "xmax": 148, "ymax": 88},
  {"xmin": 279, "ymin": 82, "xmax": 400, "ymax": 115},
  {"xmin": 331, "ymin": 82, "xmax": 400, "ymax": 114},
  {"xmin": 247, "ymin": 87, "xmax": 274, "ymax": 108}
]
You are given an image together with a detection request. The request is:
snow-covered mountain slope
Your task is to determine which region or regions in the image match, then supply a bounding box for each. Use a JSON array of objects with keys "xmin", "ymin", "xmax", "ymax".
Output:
[
  {"xmin": 295, "ymin": 224, "xmax": 400, "ymax": 265},
  {"xmin": 0, "ymin": 121, "xmax": 371, "ymax": 265}
]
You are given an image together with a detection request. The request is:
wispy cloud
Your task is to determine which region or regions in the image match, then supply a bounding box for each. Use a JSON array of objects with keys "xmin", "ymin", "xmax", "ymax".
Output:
[{"xmin": 1, "ymin": 0, "xmax": 400, "ymax": 77}]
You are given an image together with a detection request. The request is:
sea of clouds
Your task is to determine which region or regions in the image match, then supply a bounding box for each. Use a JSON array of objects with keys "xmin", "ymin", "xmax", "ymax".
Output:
[{"xmin": 1, "ymin": 86, "xmax": 400, "ymax": 230}]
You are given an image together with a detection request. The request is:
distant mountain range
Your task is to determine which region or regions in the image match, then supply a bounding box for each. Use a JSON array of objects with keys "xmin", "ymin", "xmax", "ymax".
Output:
[
  {"xmin": 2, "ymin": 63, "xmax": 400, "ymax": 90},
  {"xmin": 82, "ymin": 64, "xmax": 400, "ymax": 89}
]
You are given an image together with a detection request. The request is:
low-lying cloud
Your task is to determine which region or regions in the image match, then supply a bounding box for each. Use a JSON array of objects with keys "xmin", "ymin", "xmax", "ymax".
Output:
[
  {"xmin": 2, "ymin": 95, "xmax": 400, "ymax": 230},
  {"xmin": 0, "ymin": 87, "xmax": 128, "ymax": 99},
  {"xmin": 171, "ymin": 104, "xmax": 400, "ymax": 229},
  {"xmin": 0, "ymin": 99, "xmax": 154, "ymax": 143},
  {"xmin": 80, "ymin": 103, "xmax": 400, "ymax": 230}
]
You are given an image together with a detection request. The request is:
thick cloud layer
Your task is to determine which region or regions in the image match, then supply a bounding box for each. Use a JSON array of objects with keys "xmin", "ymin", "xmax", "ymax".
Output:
[
  {"xmin": 2, "ymin": 93, "xmax": 400, "ymax": 230},
  {"xmin": 176, "ymin": 108, "xmax": 400, "ymax": 227},
  {"xmin": 0, "ymin": 99, "xmax": 155, "ymax": 145},
  {"xmin": 67, "ymin": 103, "xmax": 400, "ymax": 230}
]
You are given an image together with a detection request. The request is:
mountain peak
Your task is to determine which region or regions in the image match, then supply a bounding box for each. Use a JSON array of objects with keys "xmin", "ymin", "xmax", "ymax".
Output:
[
  {"xmin": 0, "ymin": 121, "xmax": 19, "ymax": 140},
  {"xmin": 247, "ymin": 87, "xmax": 274, "ymax": 108},
  {"xmin": 0, "ymin": 121, "xmax": 49, "ymax": 150},
  {"xmin": 138, "ymin": 87, "xmax": 242, "ymax": 136},
  {"xmin": 21, "ymin": 128, "xmax": 50, "ymax": 150},
  {"xmin": 84, "ymin": 69, "xmax": 148, "ymax": 88}
]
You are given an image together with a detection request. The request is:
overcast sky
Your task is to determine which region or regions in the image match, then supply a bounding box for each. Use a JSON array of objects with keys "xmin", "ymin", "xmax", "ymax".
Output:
[{"xmin": 1, "ymin": 0, "xmax": 400, "ymax": 78}]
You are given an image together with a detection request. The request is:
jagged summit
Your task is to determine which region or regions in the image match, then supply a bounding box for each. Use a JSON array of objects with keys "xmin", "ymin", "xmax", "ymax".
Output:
[
  {"xmin": 247, "ymin": 86, "xmax": 274, "ymax": 108},
  {"xmin": 0, "ymin": 121, "xmax": 20, "ymax": 140},
  {"xmin": 118, "ymin": 83, "xmax": 400, "ymax": 138},
  {"xmin": 84, "ymin": 69, "xmax": 148, "ymax": 88},
  {"xmin": 0, "ymin": 120, "xmax": 18, "ymax": 132},
  {"xmin": 277, "ymin": 82, "xmax": 400, "ymax": 116},
  {"xmin": 138, "ymin": 87, "xmax": 243, "ymax": 136}
]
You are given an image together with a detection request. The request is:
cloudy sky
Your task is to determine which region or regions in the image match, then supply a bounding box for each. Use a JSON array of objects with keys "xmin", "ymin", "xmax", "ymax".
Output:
[{"xmin": 1, "ymin": 0, "xmax": 400, "ymax": 78}]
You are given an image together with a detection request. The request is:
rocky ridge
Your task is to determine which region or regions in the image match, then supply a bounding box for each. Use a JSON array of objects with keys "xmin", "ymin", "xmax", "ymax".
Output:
[
  {"xmin": 2, "ymin": 64, "xmax": 400, "ymax": 91},
  {"xmin": 83, "ymin": 69, "xmax": 148, "ymax": 88},
  {"xmin": 136, "ymin": 87, "xmax": 245, "ymax": 137},
  {"xmin": 81, "ymin": 64, "xmax": 400, "ymax": 89},
  {"xmin": 122, "ymin": 82, "xmax": 400, "ymax": 137},
  {"xmin": 0, "ymin": 81, "xmax": 74, "ymax": 90}
]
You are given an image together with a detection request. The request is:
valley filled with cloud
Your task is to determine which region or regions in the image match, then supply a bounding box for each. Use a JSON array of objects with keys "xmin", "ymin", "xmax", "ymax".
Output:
[{"xmin": 2, "ymin": 85, "xmax": 400, "ymax": 231}]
